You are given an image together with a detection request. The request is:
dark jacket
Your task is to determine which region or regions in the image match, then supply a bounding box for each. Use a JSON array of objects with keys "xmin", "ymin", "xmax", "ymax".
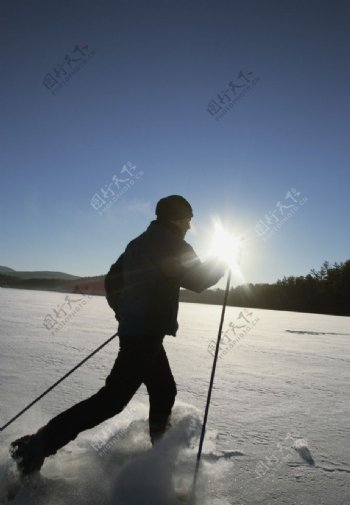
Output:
[{"xmin": 116, "ymin": 220, "xmax": 225, "ymax": 338}]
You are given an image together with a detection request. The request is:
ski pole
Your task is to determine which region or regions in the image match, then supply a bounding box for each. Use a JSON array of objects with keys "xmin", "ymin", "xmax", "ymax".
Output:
[
  {"xmin": 0, "ymin": 332, "xmax": 118, "ymax": 433},
  {"xmin": 192, "ymin": 269, "xmax": 232, "ymax": 490}
]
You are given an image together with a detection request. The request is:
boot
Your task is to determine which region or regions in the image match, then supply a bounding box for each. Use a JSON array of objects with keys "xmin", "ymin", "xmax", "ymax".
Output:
[
  {"xmin": 150, "ymin": 415, "xmax": 172, "ymax": 445},
  {"xmin": 10, "ymin": 433, "xmax": 46, "ymax": 476}
]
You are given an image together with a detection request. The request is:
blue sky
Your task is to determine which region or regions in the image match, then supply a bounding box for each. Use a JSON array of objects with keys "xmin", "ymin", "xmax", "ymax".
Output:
[{"xmin": 1, "ymin": 0, "xmax": 349, "ymax": 285}]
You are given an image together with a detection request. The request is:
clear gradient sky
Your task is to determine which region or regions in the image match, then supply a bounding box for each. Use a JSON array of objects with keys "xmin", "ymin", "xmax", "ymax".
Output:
[{"xmin": 1, "ymin": 0, "xmax": 349, "ymax": 285}]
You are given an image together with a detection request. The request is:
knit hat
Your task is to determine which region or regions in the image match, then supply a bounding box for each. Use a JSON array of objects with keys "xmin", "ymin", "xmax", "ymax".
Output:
[{"xmin": 155, "ymin": 195, "xmax": 193, "ymax": 221}]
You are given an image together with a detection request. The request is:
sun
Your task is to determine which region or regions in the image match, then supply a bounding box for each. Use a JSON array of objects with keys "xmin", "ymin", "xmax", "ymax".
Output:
[{"xmin": 209, "ymin": 220, "xmax": 243, "ymax": 275}]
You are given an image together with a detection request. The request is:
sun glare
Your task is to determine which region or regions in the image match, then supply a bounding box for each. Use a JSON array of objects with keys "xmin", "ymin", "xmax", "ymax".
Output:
[{"xmin": 209, "ymin": 221, "xmax": 242, "ymax": 274}]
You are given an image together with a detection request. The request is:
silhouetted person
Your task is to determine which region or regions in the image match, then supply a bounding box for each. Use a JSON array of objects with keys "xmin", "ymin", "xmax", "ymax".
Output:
[{"xmin": 10, "ymin": 195, "xmax": 226, "ymax": 476}]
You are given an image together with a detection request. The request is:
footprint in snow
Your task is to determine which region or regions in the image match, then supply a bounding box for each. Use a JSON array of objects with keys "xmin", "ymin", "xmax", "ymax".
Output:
[{"xmin": 293, "ymin": 439, "xmax": 315, "ymax": 466}]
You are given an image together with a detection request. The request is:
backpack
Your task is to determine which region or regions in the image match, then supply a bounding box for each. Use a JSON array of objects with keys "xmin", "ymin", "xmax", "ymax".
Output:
[{"xmin": 105, "ymin": 253, "xmax": 124, "ymax": 319}]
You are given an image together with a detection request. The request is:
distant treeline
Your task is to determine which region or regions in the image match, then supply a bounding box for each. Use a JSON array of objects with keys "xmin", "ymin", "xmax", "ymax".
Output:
[
  {"xmin": 181, "ymin": 260, "xmax": 350, "ymax": 316},
  {"xmin": 1, "ymin": 260, "xmax": 349, "ymax": 316}
]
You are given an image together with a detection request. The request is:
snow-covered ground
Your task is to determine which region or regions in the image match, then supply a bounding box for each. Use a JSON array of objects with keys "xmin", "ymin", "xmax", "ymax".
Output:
[{"xmin": 0, "ymin": 287, "xmax": 349, "ymax": 504}]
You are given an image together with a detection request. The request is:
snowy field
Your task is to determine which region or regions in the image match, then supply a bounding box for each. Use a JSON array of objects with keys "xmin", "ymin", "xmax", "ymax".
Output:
[{"xmin": 0, "ymin": 287, "xmax": 349, "ymax": 505}]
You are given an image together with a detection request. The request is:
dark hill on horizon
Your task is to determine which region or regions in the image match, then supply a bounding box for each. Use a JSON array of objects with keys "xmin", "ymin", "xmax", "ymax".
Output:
[
  {"xmin": 0, "ymin": 266, "xmax": 104, "ymax": 296},
  {"xmin": 0, "ymin": 266, "xmax": 79, "ymax": 281},
  {"xmin": 0, "ymin": 266, "xmax": 16, "ymax": 273}
]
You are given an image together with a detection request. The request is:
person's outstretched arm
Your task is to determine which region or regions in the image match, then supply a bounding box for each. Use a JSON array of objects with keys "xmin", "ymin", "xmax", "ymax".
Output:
[
  {"xmin": 179, "ymin": 245, "xmax": 226, "ymax": 292},
  {"xmin": 159, "ymin": 243, "xmax": 226, "ymax": 293}
]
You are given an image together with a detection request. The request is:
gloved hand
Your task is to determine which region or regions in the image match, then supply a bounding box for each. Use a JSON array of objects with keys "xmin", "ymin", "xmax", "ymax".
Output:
[
  {"xmin": 214, "ymin": 258, "xmax": 228, "ymax": 276},
  {"xmin": 206, "ymin": 256, "xmax": 228, "ymax": 277}
]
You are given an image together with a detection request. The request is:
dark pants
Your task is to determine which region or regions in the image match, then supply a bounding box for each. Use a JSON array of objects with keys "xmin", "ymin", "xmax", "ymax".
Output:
[{"xmin": 37, "ymin": 337, "xmax": 177, "ymax": 456}]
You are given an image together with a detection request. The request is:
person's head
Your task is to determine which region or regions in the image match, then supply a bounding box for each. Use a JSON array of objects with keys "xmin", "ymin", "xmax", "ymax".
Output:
[{"xmin": 155, "ymin": 195, "xmax": 193, "ymax": 237}]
